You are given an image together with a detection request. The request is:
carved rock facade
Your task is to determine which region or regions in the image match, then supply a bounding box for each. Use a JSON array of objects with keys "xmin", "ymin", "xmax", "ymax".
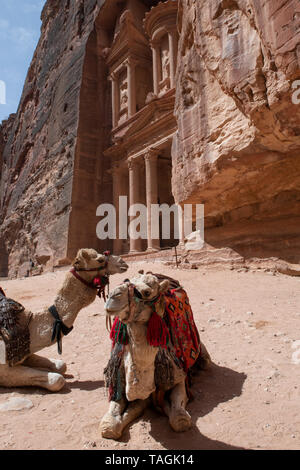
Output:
[{"xmin": 0, "ymin": 0, "xmax": 299, "ymax": 277}]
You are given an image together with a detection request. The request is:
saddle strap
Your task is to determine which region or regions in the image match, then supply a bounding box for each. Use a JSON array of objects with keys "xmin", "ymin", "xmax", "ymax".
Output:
[{"xmin": 49, "ymin": 305, "xmax": 73, "ymax": 355}]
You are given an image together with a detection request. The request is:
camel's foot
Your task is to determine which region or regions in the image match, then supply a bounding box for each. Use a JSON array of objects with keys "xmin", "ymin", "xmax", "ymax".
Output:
[
  {"xmin": 165, "ymin": 381, "xmax": 191, "ymax": 432},
  {"xmin": 169, "ymin": 408, "xmax": 192, "ymax": 433},
  {"xmin": 100, "ymin": 398, "xmax": 149, "ymax": 441},
  {"xmin": 46, "ymin": 373, "xmax": 66, "ymax": 392},
  {"xmin": 99, "ymin": 414, "xmax": 123, "ymax": 440},
  {"xmin": 22, "ymin": 355, "xmax": 67, "ymax": 374},
  {"xmin": 48, "ymin": 359, "xmax": 67, "ymax": 374},
  {"xmin": 0, "ymin": 364, "xmax": 66, "ymax": 392}
]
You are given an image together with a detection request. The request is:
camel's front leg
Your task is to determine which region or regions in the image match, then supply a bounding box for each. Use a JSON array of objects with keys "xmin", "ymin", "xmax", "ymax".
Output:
[
  {"xmin": 22, "ymin": 354, "xmax": 67, "ymax": 374},
  {"xmin": 0, "ymin": 364, "xmax": 65, "ymax": 392},
  {"xmin": 100, "ymin": 398, "xmax": 149, "ymax": 440},
  {"xmin": 164, "ymin": 380, "xmax": 192, "ymax": 432}
]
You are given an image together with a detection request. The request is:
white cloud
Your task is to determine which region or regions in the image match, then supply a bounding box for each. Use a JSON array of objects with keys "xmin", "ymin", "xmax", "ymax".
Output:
[{"xmin": 0, "ymin": 80, "xmax": 6, "ymax": 105}]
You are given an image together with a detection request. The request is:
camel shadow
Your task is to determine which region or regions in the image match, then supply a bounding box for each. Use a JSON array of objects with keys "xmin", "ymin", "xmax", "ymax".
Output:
[
  {"xmin": 0, "ymin": 379, "xmax": 105, "ymax": 395},
  {"xmin": 66, "ymin": 379, "xmax": 105, "ymax": 392},
  {"xmin": 119, "ymin": 362, "xmax": 247, "ymax": 450}
]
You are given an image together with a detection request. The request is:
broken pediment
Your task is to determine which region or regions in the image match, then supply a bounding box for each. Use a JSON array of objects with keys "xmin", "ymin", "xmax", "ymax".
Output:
[
  {"xmin": 113, "ymin": 90, "xmax": 176, "ymax": 141},
  {"xmin": 107, "ymin": 9, "xmax": 151, "ymax": 70}
]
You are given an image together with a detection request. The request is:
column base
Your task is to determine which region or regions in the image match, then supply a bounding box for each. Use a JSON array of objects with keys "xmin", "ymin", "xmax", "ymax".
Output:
[{"xmin": 146, "ymin": 246, "xmax": 160, "ymax": 253}]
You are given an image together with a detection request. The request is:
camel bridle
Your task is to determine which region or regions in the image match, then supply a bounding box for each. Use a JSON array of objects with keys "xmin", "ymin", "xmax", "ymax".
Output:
[
  {"xmin": 70, "ymin": 250, "xmax": 111, "ymax": 297},
  {"xmin": 50, "ymin": 251, "xmax": 112, "ymax": 355},
  {"xmin": 126, "ymin": 282, "xmax": 162, "ymax": 323}
]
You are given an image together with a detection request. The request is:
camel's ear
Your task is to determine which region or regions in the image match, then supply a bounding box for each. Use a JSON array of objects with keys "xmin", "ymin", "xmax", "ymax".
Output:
[
  {"xmin": 72, "ymin": 249, "xmax": 90, "ymax": 269},
  {"xmin": 159, "ymin": 279, "xmax": 170, "ymax": 294}
]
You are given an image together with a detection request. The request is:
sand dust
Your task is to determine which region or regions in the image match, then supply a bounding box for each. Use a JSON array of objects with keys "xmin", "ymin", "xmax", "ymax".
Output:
[{"xmin": 0, "ymin": 261, "xmax": 299, "ymax": 450}]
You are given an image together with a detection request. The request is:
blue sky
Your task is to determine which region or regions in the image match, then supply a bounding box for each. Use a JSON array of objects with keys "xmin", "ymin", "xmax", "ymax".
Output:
[{"xmin": 0, "ymin": 0, "xmax": 44, "ymax": 122}]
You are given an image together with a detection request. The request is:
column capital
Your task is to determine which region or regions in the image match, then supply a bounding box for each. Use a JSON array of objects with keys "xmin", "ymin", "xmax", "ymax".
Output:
[
  {"xmin": 128, "ymin": 157, "xmax": 140, "ymax": 170},
  {"xmin": 166, "ymin": 26, "xmax": 178, "ymax": 35},
  {"xmin": 109, "ymin": 72, "xmax": 117, "ymax": 82},
  {"xmin": 144, "ymin": 148, "xmax": 159, "ymax": 163},
  {"xmin": 111, "ymin": 162, "xmax": 121, "ymax": 175},
  {"xmin": 150, "ymin": 39, "xmax": 160, "ymax": 49},
  {"xmin": 125, "ymin": 57, "xmax": 138, "ymax": 69}
]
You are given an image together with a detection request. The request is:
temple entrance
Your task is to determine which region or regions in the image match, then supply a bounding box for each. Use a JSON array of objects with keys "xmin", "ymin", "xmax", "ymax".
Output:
[
  {"xmin": 109, "ymin": 140, "xmax": 178, "ymax": 255},
  {"xmin": 99, "ymin": 0, "xmax": 179, "ymax": 256}
]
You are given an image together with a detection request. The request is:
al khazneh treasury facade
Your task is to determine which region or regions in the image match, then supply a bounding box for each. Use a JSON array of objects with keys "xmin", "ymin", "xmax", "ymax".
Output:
[{"xmin": 103, "ymin": 0, "xmax": 180, "ymax": 254}]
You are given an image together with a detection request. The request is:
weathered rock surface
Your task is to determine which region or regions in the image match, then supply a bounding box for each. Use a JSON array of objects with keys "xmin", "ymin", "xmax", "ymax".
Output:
[
  {"xmin": 0, "ymin": 0, "xmax": 299, "ymax": 277},
  {"xmin": 173, "ymin": 0, "xmax": 300, "ymax": 263},
  {"xmin": 0, "ymin": 396, "xmax": 34, "ymax": 412},
  {"xmin": 0, "ymin": 0, "xmax": 106, "ymax": 277}
]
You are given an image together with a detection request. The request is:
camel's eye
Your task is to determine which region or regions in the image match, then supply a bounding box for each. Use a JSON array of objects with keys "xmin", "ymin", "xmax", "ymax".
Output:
[{"xmin": 143, "ymin": 290, "xmax": 151, "ymax": 297}]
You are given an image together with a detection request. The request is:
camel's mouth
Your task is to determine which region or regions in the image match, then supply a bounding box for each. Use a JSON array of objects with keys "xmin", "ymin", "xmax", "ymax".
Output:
[{"xmin": 105, "ymin": 304, "xmax": 129, "ymax": 317}]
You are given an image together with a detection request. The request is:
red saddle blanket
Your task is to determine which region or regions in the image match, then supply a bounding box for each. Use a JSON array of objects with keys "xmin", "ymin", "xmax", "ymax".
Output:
[{"xmin": 163, "ymin": 289, "xmax": 201, "ymax": 372}]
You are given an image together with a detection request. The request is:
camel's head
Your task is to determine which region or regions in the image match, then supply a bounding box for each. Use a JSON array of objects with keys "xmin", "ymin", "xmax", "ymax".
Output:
[
  {"xmin": 105, "ymin": 274, "xmax": 170, "ymax": 402},
  {"xmin": 105, "ymin": 253, "xmax": 129, "ymax": 275},
  {"xmin": 72, "ymin": 248, "xmax": 128, "ymax": 280},
  {"xmin": 105, "ymin": 273, "xmax": 169, "ymax": 324}
]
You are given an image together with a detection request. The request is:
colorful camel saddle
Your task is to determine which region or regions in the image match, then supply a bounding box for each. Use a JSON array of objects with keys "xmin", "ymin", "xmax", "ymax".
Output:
[
  {"xmin": 105, "ymin": 287, "xmax": 201, "ymax": 403},
  {"xmin": 163, "ymin": 288, "xmax": 201, "ymax": 373},
  {"xmin": 0, "ymin": 288, "xmax": 31, "ymax": 366}
]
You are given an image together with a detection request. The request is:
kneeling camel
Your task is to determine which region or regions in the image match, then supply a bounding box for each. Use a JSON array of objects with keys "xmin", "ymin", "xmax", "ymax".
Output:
[
  {"xmin": 100, "ymin": 273, "xmax": 211, "ymax": 439},
  {"xmin": 0, "ymin": 249, "xmax": 128, "ymax": 391}
]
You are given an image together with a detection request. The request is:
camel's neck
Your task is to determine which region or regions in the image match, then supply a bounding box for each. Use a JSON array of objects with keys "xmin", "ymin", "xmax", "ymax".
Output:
[
  {"xmin": 124, "ymin": 323, "xmax": 158, "ymax": 401},
  {"xmin": 28, "ymin": 272, "xmax": 98, "ymax": 355},
  {"xmin": 54, "ymin": 272, "xmax": 97, "ymax": 326}
]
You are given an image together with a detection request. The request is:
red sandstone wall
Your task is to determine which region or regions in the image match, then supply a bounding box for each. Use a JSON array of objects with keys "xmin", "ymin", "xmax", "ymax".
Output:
[
  {"xmin": 173, "ymin": 0, "xmax": 300, "ymax": 263},
  {"xmin": 1, "ymin": 0, "xmax": 299, "ymax": 276},
  {"xmin": 0, "ymin": 0, "xmax": 104, "ymax": 276}
]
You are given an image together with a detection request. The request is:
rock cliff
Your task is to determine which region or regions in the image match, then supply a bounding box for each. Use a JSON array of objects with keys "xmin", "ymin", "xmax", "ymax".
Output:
[
  {"xmin": 173, "ymin": 0, "xmax": 300, "ymax": 263},
  {"xmin": 0, "ymin": 0, "xmax": 299, "ymax": 277},
  {"xmin": 0, "ymin": 0, "xmax": 104, "ymax": 276}
]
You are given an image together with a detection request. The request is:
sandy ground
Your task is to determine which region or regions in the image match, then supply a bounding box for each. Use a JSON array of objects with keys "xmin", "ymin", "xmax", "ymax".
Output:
[{"xmin": 0, "ymin": 261, "xmax": 299, "ymax": 451}]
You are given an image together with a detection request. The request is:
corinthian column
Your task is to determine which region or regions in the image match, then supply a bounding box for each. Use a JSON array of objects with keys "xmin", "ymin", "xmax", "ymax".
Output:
[
  {"xmin": 112, "ymin": 164, "xmax": 123, "ymax": 254},
  {"xmin": 110, "ymin": 73, "xmax": 119, "ymax": 128},
  {"xmin": 168, "ymin": 29, "xmax": 178, "ymax": 89},
  {"xmin": 145, "ymin": 149, "xmax": 160, "ymax": 251},
  {"xmin": 151, "ymin": 42, "xmax": 160, "ymax": 96},
  {"xmin": 128, "ymin": 158, "xmax": 142, "ymax": 253},
  {"xmin": 126, "ymin": 59, "xmax": 136, "ymax": 118}
]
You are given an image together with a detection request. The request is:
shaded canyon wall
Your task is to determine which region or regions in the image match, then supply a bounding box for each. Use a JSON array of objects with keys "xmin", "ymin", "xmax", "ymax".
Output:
[{"xmin": 0, "ymin": 0, "xmax": 105, "ymax": 276}]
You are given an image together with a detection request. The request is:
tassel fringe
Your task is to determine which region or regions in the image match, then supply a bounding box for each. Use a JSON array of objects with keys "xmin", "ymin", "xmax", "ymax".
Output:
[
  {"xmin": 110, "ymin": 317, "xmax": 129, "ymax": 347},
  {"xmin": 147, "ymin": 311, "xmax": 169, "ymax": 348}
]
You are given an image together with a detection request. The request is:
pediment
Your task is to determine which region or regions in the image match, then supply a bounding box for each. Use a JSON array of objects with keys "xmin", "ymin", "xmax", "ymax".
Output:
[
  {"xmin": 107, "ymin": 10, "xmax": 150, "ymax": 69},
  {"xmin": 119, "ymin": 96, "xmax": 174, "ymax": 140}
]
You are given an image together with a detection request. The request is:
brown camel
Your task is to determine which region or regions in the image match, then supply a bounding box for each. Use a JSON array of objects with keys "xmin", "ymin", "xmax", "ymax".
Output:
[
  {"xmin": 0, "ymin": 248, "xmax": 128, "ymax": 391},
  {"xmin": 99, "ymin": 273, "xmax": 211, "ymax": 439}
]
